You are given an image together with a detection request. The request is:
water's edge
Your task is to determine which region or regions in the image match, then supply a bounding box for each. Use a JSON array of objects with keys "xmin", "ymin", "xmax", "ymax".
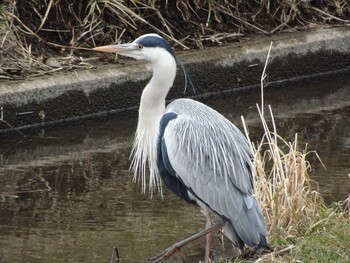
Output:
[{"xmin": 1, "ymin": 26, "xmax": 350, "ymax": 133}]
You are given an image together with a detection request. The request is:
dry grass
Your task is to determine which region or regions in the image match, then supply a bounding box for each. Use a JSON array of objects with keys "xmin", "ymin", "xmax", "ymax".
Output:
[
  {"xmin": 1, "ymin": 0, "xmax": 350, "ymax": 79},
  {"xmin": 238, "ymin": 42, "xmax": 327, "ymax": 247},
  {"xmin": 239, "ymin": 43, "xmax": 327, "ymax": 248},
  {"xmin": 238, "ymin": 43, "xmax": 347, "ymax": 253},
  {"xmin": 341, "ymin": 188, "xmax": 350, "ymax": 218},
  {"xmin": 242, "ymin": 106, "xmax": 326, "ymax": 246}
]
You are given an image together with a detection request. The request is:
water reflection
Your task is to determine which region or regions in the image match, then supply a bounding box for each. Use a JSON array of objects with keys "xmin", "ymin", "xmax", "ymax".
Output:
[
  {"xmin": 0, "ymin": 74, "xmax": 349, "ymax": 262},
  {"xmin": 0, "ymin": 151, "xmax": 207, "ymax": 262}
]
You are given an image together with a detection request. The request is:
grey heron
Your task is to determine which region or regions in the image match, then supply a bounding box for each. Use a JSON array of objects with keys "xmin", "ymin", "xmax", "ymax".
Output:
[{"xmin": 93, "ymin": 34, "xmax": 268, "ymax": 262}]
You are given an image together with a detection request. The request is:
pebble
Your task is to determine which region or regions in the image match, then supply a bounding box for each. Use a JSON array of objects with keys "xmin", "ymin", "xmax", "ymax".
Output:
[{"xmin": 45, "ymin": 57, "xmax": 61, "ymax": 68}]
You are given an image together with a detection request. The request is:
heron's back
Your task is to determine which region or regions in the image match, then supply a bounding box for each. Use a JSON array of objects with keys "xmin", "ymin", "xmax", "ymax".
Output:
[{"xmin": 159, "ymin": 98, "xmax": 268, "ymax": 248}]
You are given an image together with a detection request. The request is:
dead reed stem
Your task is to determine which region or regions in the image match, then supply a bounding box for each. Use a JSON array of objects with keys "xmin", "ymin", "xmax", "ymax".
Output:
[{"xmin": 241, "ymin": 43, "xmax": 326, "ymax": 245}]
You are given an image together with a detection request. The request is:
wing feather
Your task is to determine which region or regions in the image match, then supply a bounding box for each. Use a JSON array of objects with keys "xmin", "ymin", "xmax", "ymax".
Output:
[
  {"xmin": 162, "ymin": 98, "xmax": 267, "ymax": 247},
  {"xmin": 165, "ymin": 98, "xmax": 254, "ymax": 195}
]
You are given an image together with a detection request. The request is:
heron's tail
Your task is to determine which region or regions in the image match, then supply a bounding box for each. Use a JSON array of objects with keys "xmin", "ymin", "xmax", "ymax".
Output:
[{"xmin": 222, "ymin": 196, "xmax": 268, "ymax": 249}]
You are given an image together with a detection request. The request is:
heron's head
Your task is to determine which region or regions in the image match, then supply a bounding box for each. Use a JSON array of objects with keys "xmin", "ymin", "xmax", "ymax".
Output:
[
  {"xmin": 93, "ymin": 34, "xmax": 194, "ymax": 92},
  {"xmin": 93, "ymin": 33, "xmax": 176, "ymax": 63}
]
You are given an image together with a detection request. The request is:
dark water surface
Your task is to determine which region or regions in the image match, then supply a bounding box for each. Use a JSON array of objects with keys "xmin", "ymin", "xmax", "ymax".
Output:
[{"xmin": 0, "ymin": 73, "xmax": 349, "ymax": 262}]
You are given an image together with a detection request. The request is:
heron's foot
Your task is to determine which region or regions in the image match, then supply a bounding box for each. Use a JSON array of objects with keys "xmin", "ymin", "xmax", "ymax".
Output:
[
  {"xmin": 148, "ymin": 219, "xmax": 224, "ymax": 262},
  {"xmin": 148, "ymin": 244, "xmax": 182, "ymax": 262}
]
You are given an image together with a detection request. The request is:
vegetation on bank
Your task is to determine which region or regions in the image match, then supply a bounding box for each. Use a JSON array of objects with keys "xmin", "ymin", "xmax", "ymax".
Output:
[
  {"xmin": 240, "ymin": 115, "xmax": 350, "ymax": 262},
  {"xmin": 217, "ymin": 47, "xmax": 350, "ymax": 262},
  {"xmin": 217, "ymin": 209, "xmax": 350, "ymax": 262},
  {"xmin": 211, "ymin": 44, "xmax": 350, "ymax": 262},
  {"xmin": 293, "ymin": 212, "xmax": 350, "ymax": 263},
  {"xmin": 1, "ymin": 0, "xmax": 350, "ymax": 79}
]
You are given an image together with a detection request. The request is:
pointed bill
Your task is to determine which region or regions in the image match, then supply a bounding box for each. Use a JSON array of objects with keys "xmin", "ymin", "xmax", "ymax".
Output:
[{"xmin": 92, "ymin": 44, "xmax": 138, "ymax": 53}]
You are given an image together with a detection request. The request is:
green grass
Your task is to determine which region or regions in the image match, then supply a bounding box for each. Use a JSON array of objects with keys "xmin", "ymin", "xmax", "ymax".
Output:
[
  {"xmin": 293, "ymin": 213, "xmax": 350, "ymax": 263},
  {"xmin": 217, "ymin": 209, "xmax": 350, "ymax": 263}
]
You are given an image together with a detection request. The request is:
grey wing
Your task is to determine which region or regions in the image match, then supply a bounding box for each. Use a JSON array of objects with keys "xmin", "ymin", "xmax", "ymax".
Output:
[
  {"xmin": 165, "ymin": 98, "xmax": 254, "ymax": 195},
  {"xmin": 163, "ymin": 98, "xmax": 267, "ymax": 247}
]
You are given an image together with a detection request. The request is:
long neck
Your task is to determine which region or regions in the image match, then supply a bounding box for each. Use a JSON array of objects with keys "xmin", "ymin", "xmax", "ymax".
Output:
[
  {"xmin": 139, "ymin": 54, "xmax": 177, "ymax": 123},
  {"xmin": 131, "ymin": 52, "xmax": 177, "ymax": 194}
]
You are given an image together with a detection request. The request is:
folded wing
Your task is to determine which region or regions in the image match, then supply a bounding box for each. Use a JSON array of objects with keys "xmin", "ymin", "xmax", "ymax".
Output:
[{"xmin": 158, "ymin": 98, "xmax": 267, "ymax": 248}]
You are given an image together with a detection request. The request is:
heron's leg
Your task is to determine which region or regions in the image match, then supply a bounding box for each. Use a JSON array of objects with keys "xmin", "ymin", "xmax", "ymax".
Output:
[
  {"xmin": 203, "ymin": 210, "xmax": 212, "ymax": 263},
  {"xmin": 148, "ymin": 219, "xmax": 224, "ymax": 263}
]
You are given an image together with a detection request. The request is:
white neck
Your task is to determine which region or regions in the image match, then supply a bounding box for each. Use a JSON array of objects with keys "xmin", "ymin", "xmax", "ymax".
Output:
[
  {"xmin": 131, "ymin": 50, "xmax": 177, "ymax": 193},
  {"xmin": 139, "ymin": 53, "xmax": 177, "ymax": 122}
]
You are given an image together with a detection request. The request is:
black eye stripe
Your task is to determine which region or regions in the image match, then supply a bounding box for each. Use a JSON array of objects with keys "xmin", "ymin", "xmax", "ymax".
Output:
[{"xmin": 135, "ymin": 36, "xmax": 176, "ymax": 59}]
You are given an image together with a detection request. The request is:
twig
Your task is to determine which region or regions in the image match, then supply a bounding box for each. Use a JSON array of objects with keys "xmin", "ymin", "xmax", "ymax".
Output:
[
  {"xmin": 260, "ymin": 41, "xmax": 273, "ymax": 117},
  {"xmin": 254, "ymin": 245, "xmax": 294, "ymax": 262},
  {"xmin": 121, "ymin": 7, "xmax": 189, "ymax": 49},
  {"xmin": 270, "ymin": 23, "xmax": 288, "ymax": 34},
  {"xmin": 200, "ymin": 32, "xmax": 243, "ymax": 44},
  {"xmin": 308, "ymin": 6, "xmax": 350, "ymax": 23},
  {"xmin": 0, "ymin": 107, "xmax": 25, "ymax": 137},
  {"xmin": 216, "ymin": 6, "xmax": 269, "ymax": 34},
  {"xmin": 36, "ymin": 0, "xmax": 54, "ymax": 32},
  {"xmin": 108, "ymin": 245, "xmax": 120, "ymax": 263},
  {"xmin": 9, "ymin": 13, "xmax": 92, "ymax": 51}
]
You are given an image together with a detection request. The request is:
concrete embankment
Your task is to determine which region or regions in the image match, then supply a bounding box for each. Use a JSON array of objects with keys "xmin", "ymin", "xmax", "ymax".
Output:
[{"xmin": 0, "ymin": 26, "xmax": 350, "ymax": 133}]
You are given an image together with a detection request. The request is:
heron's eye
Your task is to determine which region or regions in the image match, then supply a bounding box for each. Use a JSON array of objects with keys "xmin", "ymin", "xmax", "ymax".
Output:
[{"xmin": 138, "ymin": 45, "xmax": 143, "ymax": 50}]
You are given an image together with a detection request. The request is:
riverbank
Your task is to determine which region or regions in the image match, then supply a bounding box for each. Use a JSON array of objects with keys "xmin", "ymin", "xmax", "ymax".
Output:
[
  {"xmin": 1, "ymin": 26, "xmax": 350, "ymax": 133},
  {"xmin": 222, "ymin": 207, "xmax": 350, "ymax": 262}
]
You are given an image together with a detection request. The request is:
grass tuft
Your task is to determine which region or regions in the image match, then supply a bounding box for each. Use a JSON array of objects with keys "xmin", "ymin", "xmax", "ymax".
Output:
[
  {"xmin": 233, "ymin": 43, "xmax": 350, "ymax": 262},
  {"xmin": 242, "ymin": 105, "xmax": 326, "ymax": 246}
]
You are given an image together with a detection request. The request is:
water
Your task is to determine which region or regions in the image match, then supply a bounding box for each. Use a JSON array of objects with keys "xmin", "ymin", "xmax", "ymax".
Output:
[{"xmin": 0, "ymin": 73, "xmax": 349, "ymax": 262}]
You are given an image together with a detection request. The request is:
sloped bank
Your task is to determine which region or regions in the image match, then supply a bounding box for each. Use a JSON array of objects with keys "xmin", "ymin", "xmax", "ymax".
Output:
[{"xmin": 0, "ymin": 26, "xmax": 350, "ymax": 133}]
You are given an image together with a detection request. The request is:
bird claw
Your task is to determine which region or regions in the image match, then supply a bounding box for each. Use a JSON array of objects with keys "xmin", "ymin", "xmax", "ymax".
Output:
[
  {"xmin": 148, "ymin": 220, "xmax": 224, "ymax": 262},
  {"xmin": 148, "ymin": 245, "xmax": 180, "ymax": 262}
]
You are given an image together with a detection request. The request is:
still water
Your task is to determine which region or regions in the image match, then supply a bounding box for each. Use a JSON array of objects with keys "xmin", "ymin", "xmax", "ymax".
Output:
[{"xmin": 0, "ymin": 73, "xmax": 349, "ymax": 262}]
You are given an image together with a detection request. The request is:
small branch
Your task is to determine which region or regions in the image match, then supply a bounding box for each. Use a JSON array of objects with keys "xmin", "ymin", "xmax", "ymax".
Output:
[
  {"xmin": 36, "ymin": 0, "xmax": 54, "ymax": 32},
  {"xmin": 108, "ymin": 245, "xmax": 120, "ymax": 263},
  {"xmin": 0, "ymin": 107, "xmax": 25, "ymax": 137},
  {"xmin": 308, "ymin": 6, "xmax": 350, "ymax": 23},
  {"xmin": 9, "ymin": 13, "xmax": 92, "ymax": 51},
  {"xmin": 260, "ymin": 41, "xmax": 273, "ymax": 117},
  {"xmin": 254, "ymin": 245, "xmax": 294, "ymax": 262}
]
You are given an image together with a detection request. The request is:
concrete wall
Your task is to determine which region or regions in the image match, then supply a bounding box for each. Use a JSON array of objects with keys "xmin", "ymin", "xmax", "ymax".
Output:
[{"xmin": 0, "ymin": 26, "xmax": 350, "ymax": 132}]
